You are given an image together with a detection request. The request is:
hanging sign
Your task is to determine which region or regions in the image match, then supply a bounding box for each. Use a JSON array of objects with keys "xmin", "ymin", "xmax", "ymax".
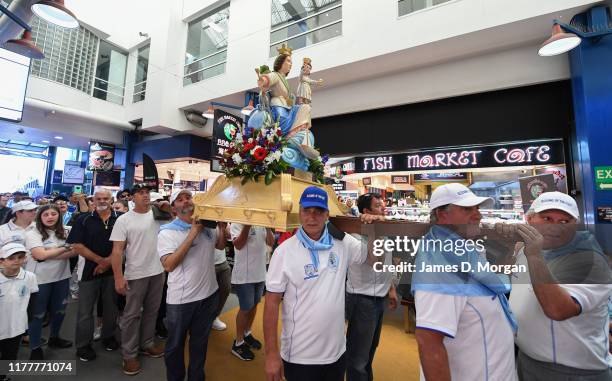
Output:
[
  {"xmin": 212, "ymin": 109, "xmax": 242, "ymax": 158},
  {"xmin": 88, "ymin": 142, "xmax": 115, "ymax": 171}
]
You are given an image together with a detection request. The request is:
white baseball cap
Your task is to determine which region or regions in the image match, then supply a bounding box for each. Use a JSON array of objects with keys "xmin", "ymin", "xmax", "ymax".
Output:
[
  {"xmin": 170, "ymin": 189, "xmax": 193, "ymax": 205},
  {"xmin": 530, "ymin": 191, "xmax": 579, "ymax": 220},
  {"xmin": 12, "ymin": 200, "xmax": 38, "ymax": 212},
  {"xmin": 1, "ymin": 242, "xmax": 27, "ymax": 259},
  {"xmin": 150, "ymin": 192, "xmax": 164, "ymax": 202},
  {"xmin": 429, "ymin": 183, "xmax": 494, "ymax": 210}
]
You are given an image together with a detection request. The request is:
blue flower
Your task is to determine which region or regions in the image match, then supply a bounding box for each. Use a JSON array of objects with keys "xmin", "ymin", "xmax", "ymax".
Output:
[{"xmin": 322, "ymin": 154, "xmax": 329, "ymax": 164}]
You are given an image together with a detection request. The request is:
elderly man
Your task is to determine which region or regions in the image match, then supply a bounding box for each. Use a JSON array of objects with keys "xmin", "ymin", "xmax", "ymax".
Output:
[
  {"xmin": 0, "ymin": 200, "xmax": 37, "ymax": 246},
  {"xmin": 412, "ymin": 183, "xmax": 517, "ymax": 381},
  {"xmin": 345, "ymin": 192, "xmax": 398, "ymax": 381},
  {"xmin": 158, "ymin": 189, "xmax": 226, "ymax": 381},
  {"xmin": 509, "ymin": 191, "xmax": 612, "ymax": 380},
  {"xmin": 264, "ymin": 186, "xmax": 382, "ymax": 381},
  {"xmin": 67, "ymin": 189, "xmax": 122, "ymax": 361}
]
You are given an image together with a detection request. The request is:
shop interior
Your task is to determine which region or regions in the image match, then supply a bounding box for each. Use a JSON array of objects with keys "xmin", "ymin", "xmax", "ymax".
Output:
[{"xmin": 133, "ymin": 159, "xmax": 222, "ymax": 196}]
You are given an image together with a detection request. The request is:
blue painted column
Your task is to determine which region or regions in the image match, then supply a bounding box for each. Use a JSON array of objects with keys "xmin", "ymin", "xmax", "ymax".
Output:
[
  {"xmin": 43, "ymin": 146, "xmax": 57, "ymax": 194},
  {"xmin": 123, "ymin": 131, "xmax": 138, "ymax": 189},
  {"xmin": 568, "ymin": 6, "xmax": 612, "ymax": 253}
]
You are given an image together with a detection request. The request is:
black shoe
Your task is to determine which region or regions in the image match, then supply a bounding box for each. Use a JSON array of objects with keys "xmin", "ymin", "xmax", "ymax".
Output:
[
  {"xmin": 102, "ymin": 337, "xmax": 120, "ymax": 351},
  {"xmin": 30, "ymin": 347, "xmax": 44, "ymax": 360},
  {"xmin": 243, "ymin": 333, "xmax": 262, "ymax": 350},
  {"xmin": 48, "ymin": 337, "xmax": 72, "ymax": 349},
  {"xmin": 77, "ymin": 345, "xmax": 96, "ymax": 362},
  {"xmin": 231, "ymin": 341, "xmax": 254, "ymax": 361}
]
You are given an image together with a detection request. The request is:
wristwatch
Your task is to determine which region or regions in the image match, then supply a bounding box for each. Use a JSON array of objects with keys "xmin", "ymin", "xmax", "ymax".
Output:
[{"xmin": 63, "ymin": 243, "xmax": 72, "ymax": 250}]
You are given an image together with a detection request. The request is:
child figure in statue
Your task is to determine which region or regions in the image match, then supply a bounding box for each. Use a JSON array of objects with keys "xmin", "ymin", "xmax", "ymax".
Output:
[
  {"xmin": 296, "ymin": 57, "xmax": 323, "ymax": 105},
  {"xmin": 256, "ymin": 44, "xmax": 319, "ymax": 165}
]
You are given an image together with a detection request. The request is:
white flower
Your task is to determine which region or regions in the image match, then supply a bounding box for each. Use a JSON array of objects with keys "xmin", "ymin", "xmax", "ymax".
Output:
[
  {"xmin": 232, "ymin": 153, "xmax": 242, "ymax": 164},
  {"xmin": 248, "ymin": 138, "xmax": 253, "ymax": 143},
  {"xmin": 235, "ymin": 132, "xmax": 242, "ymax": 141}
]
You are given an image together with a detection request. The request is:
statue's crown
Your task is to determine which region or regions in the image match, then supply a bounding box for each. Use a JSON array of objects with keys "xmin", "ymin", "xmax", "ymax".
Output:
[{"xmin": 276, "ymin": 43, "xmax": 293, "ymax": 56}]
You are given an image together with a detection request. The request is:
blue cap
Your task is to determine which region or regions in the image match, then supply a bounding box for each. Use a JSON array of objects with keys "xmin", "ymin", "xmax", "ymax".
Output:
[{"xmin": 299, "ymin": 186, "xmax": 328, "ymax": 210}]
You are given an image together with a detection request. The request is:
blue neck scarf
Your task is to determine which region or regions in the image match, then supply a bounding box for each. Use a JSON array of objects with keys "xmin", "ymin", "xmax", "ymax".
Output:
[
  {"xmin": 296, "ymin": 224, "xmax": 333, "ymax": 272},
  {"xmin": 160, "ymin": 218, "xmax": 212, "ymax": 239},
  {"xmin": 412, "ymin": 225, "xmax": 517, "ymax": 333},
  {"xmin": 542, "ymin": 230, "xmax": 604, "ymax": 261}
]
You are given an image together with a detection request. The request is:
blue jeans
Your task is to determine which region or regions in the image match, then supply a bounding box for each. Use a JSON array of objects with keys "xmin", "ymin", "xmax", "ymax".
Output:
[
  {"xmin": 29, "ymin": 279, "xmax": 70, "ymax": 350},
  {"xmin": 165, "ymin": 291, "xmax": 219, "ymax": 381},
  {"xmin": 234, "ymin": 282, "xmax": 264, "ymax": 311},
  {"xmin": 345, "ymin": 293, "xmax": 385, "ymax": 381}
]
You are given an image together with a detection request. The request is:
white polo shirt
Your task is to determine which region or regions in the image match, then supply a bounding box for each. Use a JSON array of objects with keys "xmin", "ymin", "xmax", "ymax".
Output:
[
  {"xmin": 266, "ymin": 233, "xmax": 366, "ymax": 365},
  {"xmin": 0, "ymin": 220, "xmax": 34, "ymax": 247},
  {"xmin": 346, "ymin": 234, "xmax": 393, "ymax": 297},
  {"xmin": 230, "ymin": 224, "xmax": 267, "ymax": 284},
  {"xmin": 0, "ymin": 268, "xmax": 38, "ymax": 340},
  {"xmin": 24, "ymin": 229, "xmax": 71, "ymax": 285},
  {"xmin": 510, "ymin": 248, "xmax": 612, "ymax": 370},
  {"xmin": 110, "ymin": 210, "xmax": 164, "ymax": 280},
  {"xmin": 415, "ymin": 290, "xmax": 516, "ymax": 381},
  {"xmin": 157, "ymin": 226, "xmax": 219, "ymax": 305}
]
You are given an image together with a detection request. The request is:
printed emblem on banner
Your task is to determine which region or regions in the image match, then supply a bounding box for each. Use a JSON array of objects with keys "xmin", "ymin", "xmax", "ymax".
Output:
[
  {"xmin": 304, "ymin": 264, "xmax": 318, "ymax": 280},
  {"xmin": 328, "ymin": 252, "xmax": 339, "ymax": 272}
]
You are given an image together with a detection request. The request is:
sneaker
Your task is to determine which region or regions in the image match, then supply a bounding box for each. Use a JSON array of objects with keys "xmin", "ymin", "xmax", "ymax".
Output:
[
  {"xmin": 29, "ymin": 347, "xmax": 44, "ymax": 360},
  {"xmin": 212, "ymin": 318, "xmax": 227, "ymax": 331},
  {"xmin": 243, "ymin": 333, "xmax": 262, "ymax": 350},
  {"xmin": 122, "ymin": 358, "xmax": 141, "ymax": 376},
  {"xmin": 140, "ymin": 343, "xmax": 164, "ymax": 358},
  {"xmin": 231, "ymin": 340, "xmax": 254, "ymax": 361},
  {"xmin": 102, "ymin": 337, "xmax": 120, "ymax": 352},
  {"xmin": 77, "ymin": 345, "xmax": 96, "ymax": 362},
  {"xmin": 93, "ymin": 326, "xmax": 102, "ymax": 341},
  {"xmin": 48, "ymin": 337, "xmax": 72, "ymax": 349},
  {"xmin": 24, "ymin": 337, "xmax": 47, "ymax": 347}
]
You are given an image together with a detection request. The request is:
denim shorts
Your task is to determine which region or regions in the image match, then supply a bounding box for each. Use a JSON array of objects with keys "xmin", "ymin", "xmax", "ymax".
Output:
[{"xmin": 234, "ymin": 282, "xmax": 265, "ymax": 311}]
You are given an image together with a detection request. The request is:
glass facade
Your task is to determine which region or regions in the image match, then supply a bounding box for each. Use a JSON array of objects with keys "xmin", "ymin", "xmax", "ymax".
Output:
[
  {"xmin": 133, "ymin": 44, "xmax": 149, "ymax": 103},
  {"xmin": 398, "ymin": 0, "xmax": 452, "ymax": 16},
  {"xmin": 93, "ymin": 41, "xmax": 128, "ymax": 105},
  {"xmin": 30, "ymin": 16, "xmax": 98, "ymax": 94},
  {"xmin": 183, "ymin": 3, "xmax": 230, "ymax": 86},
  {"xmin": 270, "ymin": 0, "xmax": 342, "ymax": 57}
]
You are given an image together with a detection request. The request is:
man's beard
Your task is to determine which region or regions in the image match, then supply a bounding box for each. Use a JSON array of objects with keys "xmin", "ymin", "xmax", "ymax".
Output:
[
  {"xmin": 97, "ymin": 204, "xmax": 109, "ymax": 211},
  {"xmin": 178, "ymin": 205, "xmax": 194, "ymax": 216}
]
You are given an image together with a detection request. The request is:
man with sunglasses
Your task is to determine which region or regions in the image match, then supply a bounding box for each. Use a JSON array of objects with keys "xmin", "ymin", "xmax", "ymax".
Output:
[{"xmin": 264, "ymin": 187, "xmax": 383, "ymax": 381}]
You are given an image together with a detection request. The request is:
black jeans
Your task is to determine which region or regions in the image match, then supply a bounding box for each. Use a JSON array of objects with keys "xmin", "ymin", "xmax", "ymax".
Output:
[
  {"xmin": 164, "ymin": 291, "xmax": 218, "ymax": 381},
  {"xmin": 1, "ymin": 335, "xmax": 22, "ymax": 381},
  {"xmin": 345, "ymin": 292, "xmax": 385, "ymax": 381},
  {"xmin": 75, "ymin": 276, "xmax": 118, "ymax": 349},
  {"xmin": 283, "ymin": 353, "xmax": 346, "ymax": 381}
]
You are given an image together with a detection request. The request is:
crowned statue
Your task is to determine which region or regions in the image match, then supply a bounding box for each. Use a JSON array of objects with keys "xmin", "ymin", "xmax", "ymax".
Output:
[
  {"xmin": 296, "ymin": 57, "xmax": 324, "ymax": 105},
  {"xmin": 251, "ymin": 44, "xmax": 320, "ymax": 171}
]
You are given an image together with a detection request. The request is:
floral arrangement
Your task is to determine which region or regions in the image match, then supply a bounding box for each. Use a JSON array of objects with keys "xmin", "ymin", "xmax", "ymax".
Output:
[
  {"xmin": 308, "ymin": 153, "xmax": 329, "ymax": 184},
  {"xmin": 220, "ymin": 122, "xmax": 290, "ymax": 185}
]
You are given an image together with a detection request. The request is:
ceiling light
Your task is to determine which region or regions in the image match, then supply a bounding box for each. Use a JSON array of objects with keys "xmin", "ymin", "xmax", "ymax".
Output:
[
  {"xmin": 31, "ymin": 0, "xmax": 79, "ymax": 29},
  {"xmin": 538, "ymin": 24, "xmax": 581, "ymax": 56},
  {"xmin": 3, "ymin": 30, "xmax": 44, "ymax": 59},
  {"xmin": 203, "ymin": 105, "xmax": 214, "ymax": 119},
  {"xmin": 241, "ymin": 99, "xmax": 255, "ymax": 116},
  {"xmin": 42, "ymin": 140, "xmax": 50, "ymax": 143},
  {"xmin": 54, "ymin": 136, "xmax": 63, "ymax": 140}
]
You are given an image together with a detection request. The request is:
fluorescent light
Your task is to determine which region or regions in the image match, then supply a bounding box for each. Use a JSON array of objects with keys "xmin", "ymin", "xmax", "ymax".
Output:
[
  {"xmin": 54, "ymin": 136, "xmax": 63, "ymax": 140},
  {"xmin": 42, "ymin": 140, "xmax": 50, "ymax": 143}
]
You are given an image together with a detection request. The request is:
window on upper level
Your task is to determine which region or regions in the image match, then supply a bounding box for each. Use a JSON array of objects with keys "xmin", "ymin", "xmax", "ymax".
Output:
[
  {"xmin": 93, "ymin": 41, "xmax": 128, "ymax": 105},
  {"xmin": 183, "ymin": 3, "xmax": 230, "ymax": 86},
  {"xmin": 133, "ymin": 44, "xmax": 149, "ymax": 103},
  {"xmin": 399, "ymin": 0, "xmax": 452, "ymax": 16},
  {"xmin": 29, "ymin": 15, "xmax": 98, "ymax": 94},
  {"xmin": 270, "ymin": 0, "xmax": 342, "ymax": 57}
]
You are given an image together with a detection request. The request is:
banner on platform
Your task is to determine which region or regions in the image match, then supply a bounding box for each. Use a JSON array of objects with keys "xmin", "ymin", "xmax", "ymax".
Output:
[{"xmin": 212, "ymin": 109, "xmax": 243, "ymax": 158}]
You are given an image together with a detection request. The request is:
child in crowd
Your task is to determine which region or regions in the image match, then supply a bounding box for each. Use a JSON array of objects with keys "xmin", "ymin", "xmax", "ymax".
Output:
[{"xmin": 0, "ymin": 243, "xmax": 39, "ymax": 381}]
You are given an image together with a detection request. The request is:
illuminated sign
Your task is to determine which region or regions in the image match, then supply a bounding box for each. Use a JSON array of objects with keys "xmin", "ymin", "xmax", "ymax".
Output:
[
  {"xmin": 391, "ymin": 175, "xmax": 409, "ymax": 184},
  {"xmin": 355, "ymin": 140, "xmax": 564, "ymax": 173},
  {"xmin": 414, "ymin": 173, "xmax": 468, "ymax": 181},
  {"xmin": 362, "ymin": 177, "xmax": 372, "ymax": 186}
]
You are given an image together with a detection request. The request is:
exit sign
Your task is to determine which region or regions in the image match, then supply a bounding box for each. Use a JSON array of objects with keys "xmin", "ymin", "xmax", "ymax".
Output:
[{"xmin": 595, "ymin": 167, "xmax": 612, "ymax": 190}]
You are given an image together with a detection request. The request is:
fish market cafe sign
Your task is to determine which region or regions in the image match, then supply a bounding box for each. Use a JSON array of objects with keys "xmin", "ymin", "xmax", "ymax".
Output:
[{"xmin": 355, "ymin": 140, "xmax": 564, "ymax": 173}]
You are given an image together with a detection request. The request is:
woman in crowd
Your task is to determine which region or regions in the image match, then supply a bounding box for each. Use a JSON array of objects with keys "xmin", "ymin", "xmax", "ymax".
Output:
[{"xmin": 25, "ymin": 204, "xmax": 77, "ymax": 360}]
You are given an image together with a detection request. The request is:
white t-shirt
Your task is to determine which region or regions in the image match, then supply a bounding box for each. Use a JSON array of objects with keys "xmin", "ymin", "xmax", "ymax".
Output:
[
  {"xmin": 157, "ymin": 227, "xmax": 219, "ymax": 305},
  {"xmin": 415, "ymin": 290, "xmax": 516, "ymax": 381},
  {"xmin": 0, "ymin": 268, "xmax": 38, "ymax": 340},
  {"xmin": 0, "ymin": 220, "xmax": 35, "ymax": 247},
  {"xmin": 266, "ymin": 233, "xmax": 366, "ymax": 365},
  {"xmin": 109, "ymin": 210, "xmax": 163, "ymax": 280},
  {"xmin": 511, "ymin": 248, "xmax": 612, "ymax": 370},
  {"xmin": 24, "ymin": 229, "xmax": 71, "ymax": 285},
  {"xmin": 346, "ymin": 233, "xmax": 393, "ymax": 297},
  {"xmin": 214, "ymin": 249, "xmax": 227, "ymax": 265},
  {"xmin": 230, "ymin": 224, "xmax": 267, "ymax": 284}
]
